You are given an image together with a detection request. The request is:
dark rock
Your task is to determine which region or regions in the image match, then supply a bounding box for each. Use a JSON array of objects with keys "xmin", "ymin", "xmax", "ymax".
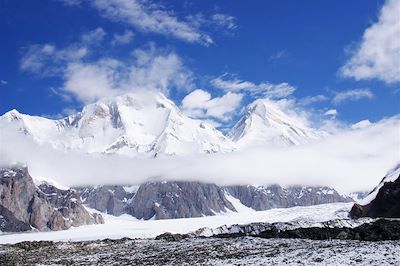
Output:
[
  {"xmin": 212, "ymin": 219, "xmax": 400, "ymax": 241},
  {"xmin": 0, "ymin": 165, "xmax": 104, "ymax": 232},
  {"xmin": 74, "ymin": 185, "xmax": 134, "ymax": 216},
  {"xmin": 0, "ymin": 205, "xmax": 31, "ymax": 232},
  {"xmin": 127, "ymin": 181, "xmax": 236, "ymax": 220},
  {"xmin": 350, "ymin": 169, "xmax": 400, "ymax": 219},
  {"xmin": 155, "ymin": 232, "xmax": 190, "ymax": 241}
]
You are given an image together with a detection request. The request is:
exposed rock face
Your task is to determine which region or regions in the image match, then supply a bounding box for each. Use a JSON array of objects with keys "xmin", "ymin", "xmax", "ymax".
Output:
[
  {"xmin": 75, "ymin": 186, "xmax": 135, "ymax": 216},
  {"xmin": 0, "ymin": 166, "xmax": 103, "ymax": 232},
  {"xmin": 350, "ymin": 174, "xmax": 400, "ymax": 219},
  {"xmin": 78, "ymin": 182, "xmax": 352, "ymax": 220},
  {"xmin": 126, "ymin": 182, "xmax": 236, "ymax": 220},
  {"xmin": 225, "ymin": 185, "xmax": 352, "ymax": 211}
]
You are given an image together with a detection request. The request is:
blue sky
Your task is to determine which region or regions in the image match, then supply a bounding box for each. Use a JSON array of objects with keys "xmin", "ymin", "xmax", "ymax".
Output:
[{"xmin": 0, "ymin": 0, "xmax": 399, "ymax": 130}]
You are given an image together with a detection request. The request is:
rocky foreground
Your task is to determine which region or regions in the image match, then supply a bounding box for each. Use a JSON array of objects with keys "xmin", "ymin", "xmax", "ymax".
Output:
[
  {"xmin": 0, "ymin": 237, "xmax": 399, "ymax": 265},
  {"xmin": 1, "ymin": 219, "xmax": 399, "ymax": 265}
]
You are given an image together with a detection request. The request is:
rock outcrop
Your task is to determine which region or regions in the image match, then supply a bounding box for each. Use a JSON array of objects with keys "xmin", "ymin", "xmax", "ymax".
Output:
[
  {"xmin": 75, "ymin": 185, "xmax": 135, "ymax": 216},
  {"xmin": 77, "ymin": 182, "xmax": 352, "ymax": 220},
  {"xmin": 126, "ymin": 182, "xmax": 236, "ymax": 220},
  {"xmin": 225, "ymin": 185, "xmax": 352, "ymax": 211},
  {"xmin": 0, "ymin": 166, "xmax": 103, "ymax": 232},
  {"xmin": 350, "ymin": 173, "xmax": 400, "ymax": 219}
]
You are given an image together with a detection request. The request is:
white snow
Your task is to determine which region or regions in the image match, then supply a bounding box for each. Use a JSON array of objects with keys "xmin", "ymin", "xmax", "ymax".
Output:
[
  {"xmin": 0, "ymin": 91, "xmax": 235, "ymax": 158},
  {"xmin": 0, "ymin": 202, "xmax": 353, "ymax": 244},
  {"xmin": 228, "ymin": 99, "xmax": 326, "ymax": 148}
]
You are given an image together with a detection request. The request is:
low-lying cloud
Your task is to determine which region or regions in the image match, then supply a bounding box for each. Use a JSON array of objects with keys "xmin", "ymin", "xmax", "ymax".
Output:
[{"xmin": 0, "ymin": 116, "xmax": 399, "ymax": 193}]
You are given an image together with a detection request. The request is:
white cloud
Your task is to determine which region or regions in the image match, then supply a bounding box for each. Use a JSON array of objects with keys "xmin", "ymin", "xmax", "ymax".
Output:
[
  {"xmin": 1, "ymin": 80, "xmax": 7, "ymax": 85},
  {"xmin": 181, "ymin": 89, "xmax": 243, "ymax": 121},
  {"xmin": 211, "ymin": 74, "xmax": 296, "ymax": 99},
  {"xmin": 19, "ymin": 28, "xmax": 103, "ymax": 75},
  {"xmin": 91, "ymin": 0, "xmax": 213, "ymax": 45},
  {"xmin": 269, "ymin": 50, "xmax": 287, "ymax": 61},
  {"xmin": 111, "ymin": 30, "xmax": 134, "ymax": 46},
  {"xmin": 62, "ymin": 47, "xmax": 193, "ymax": 103},
  {"xmin": 81, "ymin": 27, "xmax": 106, "ymax": 44},
  {"xmin": 1, "ymin": 116, "xmax": 399, "ymax": 193},
  {"xmin": 324, "ymin": 109, "xmax": 338, "ymax": 118},
  {"xmin": 332, "ymin": 88, "xmax": 374, "ymax": 104},
  {"xmin": 211, "ymin": 13, "xmax": 237, "ymax": 31},
  {"xmin": 340, "ymin": 0, "xmax": 400, "ymax": 83},
  {"xmin": 351, "ymin": 120, "xmax": 372, "ymax": 130},
  {"xmin": 298, "ymin": 95, "xmax": 328, "ymax": 106}
]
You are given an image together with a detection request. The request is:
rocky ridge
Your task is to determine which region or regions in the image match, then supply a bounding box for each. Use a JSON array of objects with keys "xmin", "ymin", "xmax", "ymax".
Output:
[{"xmin": 0, "ymin": 166, "xmax": 103, "ymax": 232}]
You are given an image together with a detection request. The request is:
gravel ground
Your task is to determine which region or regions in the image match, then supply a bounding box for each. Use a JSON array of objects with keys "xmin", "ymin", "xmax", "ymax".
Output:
[{"xmin": 0, "ymin": 237, "xmax": 399, "ymax": 265}]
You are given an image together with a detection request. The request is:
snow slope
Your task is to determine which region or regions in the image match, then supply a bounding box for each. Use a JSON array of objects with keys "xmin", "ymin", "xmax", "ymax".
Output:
[
  {"xmin": 228, "ymin": 99, "xmax": 326, "ymax": 148},
  {"xmin": 0, "ymin": 202, "xmax": 353, "ymax": 244},
  {"xmin": 0, "ymin": 91, "xmax": 235, "ymax": 157}
]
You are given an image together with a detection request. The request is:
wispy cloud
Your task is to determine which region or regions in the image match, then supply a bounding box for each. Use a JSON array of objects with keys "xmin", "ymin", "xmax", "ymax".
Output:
[
  {"xmin": 340, "ymin": 0, "xmax": 400, "ymax": 83},
  {"xmin": 298, "ymin": 95, "xmax": 329, "ymax": 106},
  {"xmin": 111, "ymin": 30, "xmax": 134, "ymax": 46},
  {"xmin": 90, "ymin": 0, "xmax": 214, "ymax": 45},
  {"xmin": 269, "ymin": 50, "xmax": 287, "ymax": 61},
  {"xmin": 211, "ymin": 74, "xmax": 296, "ymax": 99},
  {"xmin": 181, "ymin": 89, "xmax": 243, "ymax": 121},
  {"xmin": 332, "ymin": 88, "xmax": 374, "ymax": 104}
]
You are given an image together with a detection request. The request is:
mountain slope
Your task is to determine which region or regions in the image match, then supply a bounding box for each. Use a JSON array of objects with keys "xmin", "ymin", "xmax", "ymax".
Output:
[
  {"xmin": 228, "ymin": 99, "xmax": 326, "ymax": 148},
  {"xmin": 350, "ymin": 164, "xmax": 400, "ymax": 218},
  {"xmin": 0, "ymin": 91, "xmax": 235, "ymax": 157}
]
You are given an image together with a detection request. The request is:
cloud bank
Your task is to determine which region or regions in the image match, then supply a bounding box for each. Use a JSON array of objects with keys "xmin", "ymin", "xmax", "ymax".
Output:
[
  {"xmin": 1, "ymin": 116, "xmax": 398, "ymax": 193},
  {"xmin": 340, "ymin": 0, "xmax": 400, "ymax": 83}
]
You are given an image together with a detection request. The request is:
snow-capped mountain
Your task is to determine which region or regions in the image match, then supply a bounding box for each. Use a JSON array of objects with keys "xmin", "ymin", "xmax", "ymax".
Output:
[
  {"xmin": 228, "ymin": 99, "xmax": 326, "ymax": 148},
  {"xmin": 0, "ymin": 91, "xmax": 235, "ymax": 157}
]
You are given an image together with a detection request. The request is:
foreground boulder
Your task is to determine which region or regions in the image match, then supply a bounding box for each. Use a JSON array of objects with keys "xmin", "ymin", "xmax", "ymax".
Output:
[
  {"xmin": 350, "ymin": 164, "xmax": 400, "ymax": 219},
  {"xmin": 0, "ymin": 165, "xmax": 103, "ymax": 232}
]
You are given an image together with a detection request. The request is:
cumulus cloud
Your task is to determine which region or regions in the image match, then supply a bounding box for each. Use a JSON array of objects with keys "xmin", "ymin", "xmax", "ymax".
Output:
[
  {"xmin": 20, "ymin": 29, "xmax": 193, "ymax": 104},
  {"xmin": 332, "ymin": 88, "xmax": 374, "ymax": 104},
  {"xmin": 1, "ymin": 116, "xmax": 399, "ymax": 193},
  {"xmin": 211, "ymin": 74, "xmax": 296, "ymax": 99},
  {"xmin": 90, "ymin": 0, "xmax": 213, "ymax": 45},
  {"xmin": 111, "ymin": 30, "xmax": 134, "ymax": 46},
  {"xmin": 340, "ymin": 0, "xmax": 400, "ymax": 83},
  {"xmin": 63, "ymin": 46, "xmax": 192, "ymax": 103},
  {"xmin": 181, "ymin": 89, "xmax": 243, "ymax": 121}
]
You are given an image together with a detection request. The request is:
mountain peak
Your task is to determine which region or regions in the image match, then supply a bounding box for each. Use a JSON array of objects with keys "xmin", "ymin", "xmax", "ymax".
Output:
[
  {"xmin": 0, "ymin": 91, "xmax": 235, "ymax": 157},
  {"xmin": 229, "ymin": 98, "xmax": 325, "ymax": 148}
]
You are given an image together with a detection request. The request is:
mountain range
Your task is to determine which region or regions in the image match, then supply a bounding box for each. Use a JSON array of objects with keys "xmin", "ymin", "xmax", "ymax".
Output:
[{"xmin": 0, "ymin": 91, "xmax": 325, "ymax": 157}]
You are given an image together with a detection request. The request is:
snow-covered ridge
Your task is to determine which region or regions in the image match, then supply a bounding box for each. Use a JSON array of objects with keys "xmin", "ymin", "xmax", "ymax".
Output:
[
  {"xmin": 228, "ymin": 99, "xmax": 326, "ymax": 148},
  {"xmin": 0, "ymin": 92, "xmax": 328, "ymax": 157},
  {"xmin": 0, "ymin": 91, "xmax": 235, "ymax": 157}
]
